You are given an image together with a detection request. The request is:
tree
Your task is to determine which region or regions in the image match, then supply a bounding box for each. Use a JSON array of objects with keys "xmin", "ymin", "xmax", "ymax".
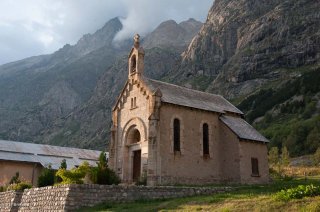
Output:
[
  {"xmin": 60, "ymin": 159, "xmax": 67, "ymax": 169},
  {"xmin": 98, "ymin": 151, "xmax": 108, "ymax": 169},
  {"xmin": 38, "ymin": 165, "xmax": 55, "ymax": 187},
  {"xmin": 281, "ymin": 146, "xmax": 290, "ymax": 166},
  {"xmin": 94, "ymin": 151, "xmax": 120, "ymax": 185},
  {"xmin": 268, "ymin": 147, "xmax": 279, "ymax": 165},
  {"xmin": 306, "ymin": 128, "xmax": 320, "ymax": 153},
  {"xmin": 9, "ymin": 172, "xmax": 21, "ymax": 184},
  {"xmin": 313, "ymin": 148, "xmax": 320, "ymax": 166}
]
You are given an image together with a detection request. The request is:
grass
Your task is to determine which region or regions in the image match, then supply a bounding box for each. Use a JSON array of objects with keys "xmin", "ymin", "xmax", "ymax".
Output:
[{"xmin": 77, "ymin": 179, "xmax": 320, "ymax": 212}]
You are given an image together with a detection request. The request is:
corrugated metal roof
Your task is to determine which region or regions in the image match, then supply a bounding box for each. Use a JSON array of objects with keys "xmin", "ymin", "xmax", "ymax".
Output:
[
  {"xmin": 219, "ymin": 115, "xmax": 269, "ymax": 143},
  {"xmin": 0, "ymin": 140, "xmax": 103, "ymax": 170},
  {"xmin": 143, "ymin": 77, "xmax": 243, "ymax": 115},
  {"xmin": 0, "ymin": 151, "xmax": 38, "ymax": 163}
]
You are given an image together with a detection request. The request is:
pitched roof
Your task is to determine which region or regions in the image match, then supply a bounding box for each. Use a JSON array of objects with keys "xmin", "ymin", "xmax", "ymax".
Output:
[
  {"xmin": 143, "ymin": 77, "xmax": 243, "ymax": 114},
  {"xmin": 219, "ymin": 115, "xmax": 269, "ymax": 143},
  {"xmin": 0, "ymin": 140, "xmax": 103, "ymax": 170}
]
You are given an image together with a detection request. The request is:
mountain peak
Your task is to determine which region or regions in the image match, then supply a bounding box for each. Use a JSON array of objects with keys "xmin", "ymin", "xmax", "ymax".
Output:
[{"xmin": 143, "ymin": 18, "xmax": 202, "ymax": 49}]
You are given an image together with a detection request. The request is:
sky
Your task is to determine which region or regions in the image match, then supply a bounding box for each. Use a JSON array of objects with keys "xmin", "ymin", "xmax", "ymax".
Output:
[{"xmin": 0, "ymin": 0, "xmax": 213, "ymax": 65}]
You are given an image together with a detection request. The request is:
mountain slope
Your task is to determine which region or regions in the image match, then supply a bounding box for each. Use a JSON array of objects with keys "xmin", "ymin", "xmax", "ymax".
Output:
[
  {"xmin": 0, "ymin": 18, "xmax": 201, "ymax": 149},
  {"xmin": 143, "ymin": 18, "xmax": 202, "ymax": 49},
  {"xmin": 0, "ymin": 17, "xmax": 126, "ymax": 141},
  {"xmin": 168, "ymin": 0, "xmax": 319, "ymax": 98}
]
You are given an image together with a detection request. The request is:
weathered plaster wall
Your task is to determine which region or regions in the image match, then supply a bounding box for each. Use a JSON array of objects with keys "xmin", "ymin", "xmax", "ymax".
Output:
[
  {"xmin": 0, "ymin": 160, "xmax": 42, "ymax": 186},
  {"xmin": 158, "ymin": 103, "xmax": 224, "ymax": 184},
  {"xmin": 218, "ymin": 121, "xmax": 241, "ymax": 183},
  {"xmin": 239, "ymin": 141, "xmax": 270, "ymax": 184}
]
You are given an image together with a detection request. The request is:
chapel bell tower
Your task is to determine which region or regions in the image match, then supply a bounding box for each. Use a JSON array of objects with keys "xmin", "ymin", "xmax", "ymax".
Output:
[{"xmin": 128, "ymin": 34, "xmax": 145, "ymax": 78}]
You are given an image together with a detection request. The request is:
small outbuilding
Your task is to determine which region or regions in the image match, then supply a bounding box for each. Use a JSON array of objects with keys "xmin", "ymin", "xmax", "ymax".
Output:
[{"xmin": 0, "ymin": 140, "xmax": 101, "ymax": 186}]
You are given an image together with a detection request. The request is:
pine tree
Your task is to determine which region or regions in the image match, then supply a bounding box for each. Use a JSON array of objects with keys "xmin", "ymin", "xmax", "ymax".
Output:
[{"xmin": 60, "ymin": 159, "xmax": 67, "ymax": 169}]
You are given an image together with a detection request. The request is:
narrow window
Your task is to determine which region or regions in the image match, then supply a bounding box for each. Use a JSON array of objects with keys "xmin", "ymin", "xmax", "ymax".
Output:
[
  {"xmin": 251, "ymin": 158, "xmax": 259, "ymax": 176},
  {"xmin": 131, "ymin": 98, "xmax": 134, "ymax": 108},
  {"xmin": 130, "ymin": 55, "xmax": 137, "ymax": 74},
  {"xmin": 203, "ymin": 123, "xmax": 209, "ymax": 156},
  {"xmin": 134, "ymin": 97, "xmax": 137, "ymax": 107},
  {"xmin": 173, "ymin": 118, "xmax": 180, "ymax": 152}
]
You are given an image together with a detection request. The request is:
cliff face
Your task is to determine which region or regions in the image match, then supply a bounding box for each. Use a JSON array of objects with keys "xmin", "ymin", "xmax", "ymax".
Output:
[{"xmin": 171, "ymin": 0, "xmax": 320, "ymax": 98}]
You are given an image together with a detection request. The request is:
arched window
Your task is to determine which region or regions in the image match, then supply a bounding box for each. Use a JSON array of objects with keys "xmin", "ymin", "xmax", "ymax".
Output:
[
  {"xmin": 203, "ymin": 123, "xmax": 209, "ymax": 156},
  {"xmin": 173, "ymin": 118, "xmax": 180, "ymax": 152}
]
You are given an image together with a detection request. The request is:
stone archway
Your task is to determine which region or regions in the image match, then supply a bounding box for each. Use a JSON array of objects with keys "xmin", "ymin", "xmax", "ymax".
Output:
[
  {"xmin": 127, "ymin": 127, "xmax": 141, "ymax": 145},
  {"xmin": 121, "ymin": 118, "xmax": 147, "ymax": 183}
]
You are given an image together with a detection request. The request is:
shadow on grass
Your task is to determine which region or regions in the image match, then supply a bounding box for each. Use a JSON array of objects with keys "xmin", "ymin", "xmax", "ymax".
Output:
[{"xmin": 77, "ymin": 179, "xmax": 320, "ymax": 212}]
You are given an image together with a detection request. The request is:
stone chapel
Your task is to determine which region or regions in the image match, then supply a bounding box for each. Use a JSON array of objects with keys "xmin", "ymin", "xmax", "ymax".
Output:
[{"xmin": 108, "ymin": 34, "xmax": 270, "ymax": 186}]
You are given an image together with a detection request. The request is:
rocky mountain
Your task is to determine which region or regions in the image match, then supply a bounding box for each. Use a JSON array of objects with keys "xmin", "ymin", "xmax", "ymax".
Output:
[
  {"xmin": 0, "ymin": 17, "xmax": 126, "ymax": 142},
  {"xmin": 143, "ymin": 18, "xmax": 202, "ymax": 50},
  {"xmin": 0, "ymin": 18, "xmax": 202, "ymax": 148},
  {"xmin": 169, "ymin": 0, "xmax": 319, "ymax": 99}
]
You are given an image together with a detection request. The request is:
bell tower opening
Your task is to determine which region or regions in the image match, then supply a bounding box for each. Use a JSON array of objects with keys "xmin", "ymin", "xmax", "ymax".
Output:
[
  {"xmin": 128, "ymin": 34, "xmax": 144, "ymax": 78},
  {"xmin": 130, "ymin": 55, "xmax": 137, "ymax": 74}
]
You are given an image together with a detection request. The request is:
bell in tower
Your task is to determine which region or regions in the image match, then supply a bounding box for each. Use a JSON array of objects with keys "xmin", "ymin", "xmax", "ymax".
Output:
[{"xmin": 128, "ymin": 34, "xmax": 145, "ymax": 78}]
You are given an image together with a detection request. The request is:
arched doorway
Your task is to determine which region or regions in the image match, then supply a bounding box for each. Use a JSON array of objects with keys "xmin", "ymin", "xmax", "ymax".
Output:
[
  {"xmin": 120, "ymin": 118, "xmax": 147, "ymax": 183},
  {"xmin": 126, "ymin": 126, "xmax": 142, "ymax": 183}
]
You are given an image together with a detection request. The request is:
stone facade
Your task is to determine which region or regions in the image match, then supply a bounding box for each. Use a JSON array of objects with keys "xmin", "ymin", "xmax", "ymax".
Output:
[
  {"xmin": 0, "ymin": 184, "xmax": 231, "ymax": 211},
  {"xmin": 109, "ymin": 35, "xmax": 270, "ymax": 186}
]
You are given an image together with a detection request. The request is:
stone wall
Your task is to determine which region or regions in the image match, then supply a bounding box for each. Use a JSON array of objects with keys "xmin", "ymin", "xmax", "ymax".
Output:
[
  {"xmin": 18, "ymin": 186, "xmax": 69, "ymax": 211},
  {"xmin": 0, "ymin": 190, "xmax": 22, "ymax": 212},
  {"xmin": 0, "ymin": 184, "xmax": 231, "ymax": 211}
]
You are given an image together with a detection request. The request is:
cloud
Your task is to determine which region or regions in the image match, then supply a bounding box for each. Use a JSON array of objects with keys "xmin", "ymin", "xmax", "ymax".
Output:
[
  {"xmin": 0, "ymin": 0, "xmax": 212, "ymax": 65},
  {"xmin": 114, "ymin": 0, "xmax": 212, "ymax": 41}
]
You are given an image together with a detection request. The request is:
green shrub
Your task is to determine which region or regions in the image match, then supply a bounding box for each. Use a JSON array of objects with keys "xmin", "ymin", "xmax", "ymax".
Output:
[
  {"xmin": 56, "ymin": 168, "xmax": 86, "ymax": 184},
  {"xmin": 0, "ymin": 186, "xmax": 7, "ymax": 192},
  {"xmin": 9, "ymin": 172, "xmax": 21, "ymax": 184},
  {"xmin": 274, "ymin": 184, "xmax": 320, "ymax": 201},
  {"xmin": 7, "ymin": 182, "xmax": 32, "ymax": 191},
  {"xmin": 91, "ymin": 164, "xmax": 120, "ymax": 185},
  {"xmin": 55, "ymin": 155, "xmax": 121, "ymax": 185},
  {"xmin": 92, "ymin": 152, "xmax": 121, "ymax": 185},
  {"xmin": 38, "ymin": 165, "xmax": 55, "ymax": 187}
]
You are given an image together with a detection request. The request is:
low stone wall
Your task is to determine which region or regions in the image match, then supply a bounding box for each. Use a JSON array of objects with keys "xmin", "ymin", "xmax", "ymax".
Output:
[
  {"xmin": 0, "ymin": 190, "xmax": 22, "ymax": 212},
  {"xmin": 0, "ymin": 184, "xmax": 231, "ymax": 211},
  {"xmin": 18, "ymin": 185, "xmax": 69, "ymax": 211}
]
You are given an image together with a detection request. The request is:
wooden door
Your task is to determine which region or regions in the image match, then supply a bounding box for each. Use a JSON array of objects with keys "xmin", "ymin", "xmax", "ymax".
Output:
[{"xmin": 132, "ymin": 150, "xmax": 141, "ymax": 182}]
